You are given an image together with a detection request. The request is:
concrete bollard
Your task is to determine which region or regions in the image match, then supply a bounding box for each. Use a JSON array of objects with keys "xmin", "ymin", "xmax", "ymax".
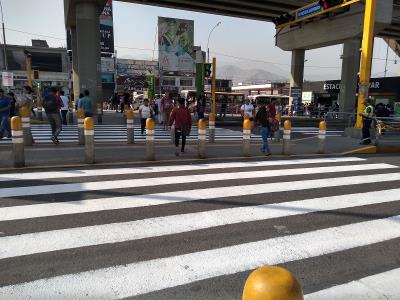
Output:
[
  {"xmin": 243, "ymin": 118, "xmax": 251, "ymax": 157},
  {"xmin": 84, "ymin": 117, "xmax": 95, "ymax": 164},
  {"xmin": 11, "ymin": 116, "xmax": 25, "ymax": 168},
  {"xmin": 198, "ymin": 119, "xmax": 207, "ymax": 159},
  {"xmin": 282, "ymin": 120, "xmax": 291, "ymax": 155},
  {"xmin": 97, "ymin": 102, "xmax": 103, "ymax": 124},
  {"xmin": 242, "ymin": 265, "xmax": 303, "ymax": 300},
  {"xmin": 77, "ymin": 108, "xmax": 85, "ymax": 145},
  {"xmin": 126, "ymin": 110, "xmax": 135, "ymax": 144},
  {"xmin": 318, "ymin": 121, "xmax": 327, "ymax": 154},
  {"xmin": 274, "ymin": 114, "xmax": 282, "ymax": 142},
  {"xmin": 20, "ymin": 106, "xmax": 33, "ymax": 146},
  {"xmin": 146, "ymin": 118, "xmax": 155, "ymax": 161},
  {"xmin": 37, "ymin": 106, "xmax": 43, "ymax": 121},
  {"xmin": 208, "ymin": 113, "xmax": 216, "ymax": 143}
]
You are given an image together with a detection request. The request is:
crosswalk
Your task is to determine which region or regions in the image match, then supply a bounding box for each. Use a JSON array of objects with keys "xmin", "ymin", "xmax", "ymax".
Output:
[
  {"xmin": 0, "ymin": 156, "xmax": 399, "ymax": 299},
  {"xmin": 0, "ymin": 124, "xmax": 342, "ymax": 144}
]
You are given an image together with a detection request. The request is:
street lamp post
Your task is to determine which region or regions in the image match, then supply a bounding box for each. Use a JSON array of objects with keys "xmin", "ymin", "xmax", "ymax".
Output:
[
  {"xmin": 0, "ymin": 0, "xmax": 7, "ymax": 71},
  {"xmin": 207, "ymin": 21, "xmax": 221, "ymax": 63}
]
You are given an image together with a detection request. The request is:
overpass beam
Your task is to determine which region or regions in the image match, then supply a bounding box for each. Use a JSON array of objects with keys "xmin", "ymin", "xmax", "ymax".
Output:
[
  {"xmin": 339, "ymin": 39, "xmax": 361, "ymax": 115},
  {"xmin": 289, "ymin": 49, "xmax": 305, "ymax": 114},
  {"xmin": 75, "ymin": 1, "xmax": 102, "ymax": 109}
]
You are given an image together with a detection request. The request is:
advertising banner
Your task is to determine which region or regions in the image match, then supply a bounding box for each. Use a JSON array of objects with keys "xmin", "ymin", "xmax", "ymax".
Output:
[
  {"xmin": 158, "ymin": 17, "xmax": 194, "ymax": 75},
  {"xmin": 117, "ymin": 59, "xmax": 158, "ymax": 77},
  {"xmin": 2, "ymin": 72, "xmax": 13, "ymax": 87},
  {"xmin": 100, "ymin": 0, "xmax": 114, "ymax": 53}
]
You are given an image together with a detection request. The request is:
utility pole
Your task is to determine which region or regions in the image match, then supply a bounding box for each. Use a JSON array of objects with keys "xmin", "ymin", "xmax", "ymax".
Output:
[
  {"xmin": 0, "ymin": 0, "xmax": 7, "ymax": 71},
  {"xmin": 355, "ymin": 0, "xmax": 376, "ymax": 128},
  {"xmin": 212, "ymin": 57, "xmax": 216, "ymax": 115},
  {"xmin": 24, "ymin": 50, "xmax": 32, "ymax": 88}
]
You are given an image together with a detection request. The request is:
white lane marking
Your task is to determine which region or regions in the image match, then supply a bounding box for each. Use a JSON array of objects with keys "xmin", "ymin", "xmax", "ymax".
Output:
[
  {"xmin": 0, "ymin": 157, "xmax": 364, "ymax": 182},
  {"xmin": 1, "ymin": 216, "xmax": 399, "ymax": 299},
  {"xmin": 0, "ymin": 163, "xmax": 394, "ymax": 198},
  {"xmin": 305, "ymin": 268, "xmax": 400, "ymax": 300},
  {"xmin": 2, "ymin": 172, "xmax": 400, "ymax": 222},
  {"xmin": 2, "ymin": 189, "xmax": 400, "ymax": 259}
]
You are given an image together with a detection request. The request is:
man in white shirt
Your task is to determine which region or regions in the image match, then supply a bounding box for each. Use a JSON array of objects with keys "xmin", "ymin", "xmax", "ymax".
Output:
[
  {"xmin": 241, "ymin": 98, "xmax": 255, "ymax": 121},
  {"xmin": 139, "ymin": 99, "xmax": 154, "ymax": 134},
  {"xmin": 59, "ymin": 90, "xmax": 70, "ymax": 125}
]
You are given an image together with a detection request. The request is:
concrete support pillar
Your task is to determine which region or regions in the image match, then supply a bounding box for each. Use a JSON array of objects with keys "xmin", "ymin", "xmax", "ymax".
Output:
[
  {"xmin": 289, "ymin": 49, "xmax": 305, "ymax": 114},
  {"xmin": 339, "ymin": 39, "xmax": 361, "ymax": 115},
  {"xmin": 71, "ymin": 27, "xmax": 80, "ymax": 102},
  {"xmin": 75, "ymin": 2, "xmax": 102, "ymax": 110}
]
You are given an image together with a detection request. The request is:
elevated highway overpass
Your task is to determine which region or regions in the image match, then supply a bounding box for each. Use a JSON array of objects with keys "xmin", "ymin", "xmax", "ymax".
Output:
[{"xmin": 64, "ymin": 0, "xmax": 400, "ymax": 114}]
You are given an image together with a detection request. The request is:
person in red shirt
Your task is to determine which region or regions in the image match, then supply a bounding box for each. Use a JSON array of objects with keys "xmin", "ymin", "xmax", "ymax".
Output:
[{"xmin": 169, "ymin": 98, "xmax": 192, "ymax": 156}]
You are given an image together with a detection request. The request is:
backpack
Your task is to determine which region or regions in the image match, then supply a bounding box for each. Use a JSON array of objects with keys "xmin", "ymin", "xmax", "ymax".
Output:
[{"xmin": 43, "ymin": 95, "xmax": 58, "ymax": 113}]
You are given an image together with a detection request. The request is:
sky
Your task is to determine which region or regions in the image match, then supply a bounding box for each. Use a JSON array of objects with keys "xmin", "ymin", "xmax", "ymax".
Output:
[{"xmin": 2, "ymin": 0, "xmax": 399, "ymax": 80}]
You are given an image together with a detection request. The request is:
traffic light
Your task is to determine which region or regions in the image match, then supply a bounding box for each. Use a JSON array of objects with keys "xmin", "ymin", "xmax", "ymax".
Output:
[
  {"xmin": 35, "ymin": 81, "xmax": 41, "ymax": 89},
  {"xmin": 272, "ymin": 12, "xmax": 295, "ymax": 27},
  {"xmin": 204, "ymin": 63, "xmax": 212, "ymax": 78},
  {"xmin": 33, "ymin": 70, "xmax": 39, "ymax": 80},
  {"xmin": 319, "ymin": 0, "xmax": 344, "ymax": 10}
]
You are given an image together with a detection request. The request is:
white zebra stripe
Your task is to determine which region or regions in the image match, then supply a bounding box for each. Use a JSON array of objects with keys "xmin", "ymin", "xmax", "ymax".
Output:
[
  {"xmin": 1, "ymin": 216, "xmax": 398, "ymax": 299},
  {"xmin": 0, "ymin": 163, "xmax": 395, "ymax": 198}
]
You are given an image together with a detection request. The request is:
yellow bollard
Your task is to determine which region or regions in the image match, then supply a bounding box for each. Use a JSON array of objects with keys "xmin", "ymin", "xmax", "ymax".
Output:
[
  {"xmin": 11, "ymin": 116, "xmax": 25, "ymax": 167},
  {"xmin": 283, "ymin": 120, "xmax": 291, "ymax": 155},
  {"xmin": 84, "ymin": 117, "xmax": 95, "ymax": 164},
  {"xmin": 77, "ymin": 108, "xmax": 85, "ymax": 145},
  {"xmin": 318, "ymin": 121, "xmax": 327, "ymax": 154},
  {"xmin": 242, "ymin": 266, "xmax": 303, "ymax": 300},
  {"xmin": 146, "ymin": 118, "xmax": 155, "ymax": 160},
  {"xmin": 208, "ymin": 113, "xmax": 216, "ymax": 143},
  {"xmin": 126, "ymin": 110, "xmax": 134, "ymax": 144},
  {"xmin": 243, "ymin": 118, "xmax": 251, "ymax": 157},
  {"xmin": 20, "ymin": 106, "xmax": 34, "ymax": 146},
  {"xmin": 198, "ymin": 119, "xmax": 207, "ymax": 158}
]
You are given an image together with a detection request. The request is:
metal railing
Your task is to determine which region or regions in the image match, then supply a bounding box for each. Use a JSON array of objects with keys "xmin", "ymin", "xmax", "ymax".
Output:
[{"xmin": 375, "ymin": 116, "xmax": 400, "ymax": 145}]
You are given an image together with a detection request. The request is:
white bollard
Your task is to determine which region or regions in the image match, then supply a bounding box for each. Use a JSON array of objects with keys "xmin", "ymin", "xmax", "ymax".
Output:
[{"xmin": 282, "ymin": 120, "xmax": 291, "ymax": 155}]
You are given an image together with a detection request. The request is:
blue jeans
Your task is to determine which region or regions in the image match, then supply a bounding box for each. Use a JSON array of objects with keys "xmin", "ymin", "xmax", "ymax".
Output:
[
  {"xmin": 260, "ymin": 126, "xmax": 270, "ymax": 153},
  {"xmin": 0, "ymin": 115, "xmax": 10, "ymax": 137}
]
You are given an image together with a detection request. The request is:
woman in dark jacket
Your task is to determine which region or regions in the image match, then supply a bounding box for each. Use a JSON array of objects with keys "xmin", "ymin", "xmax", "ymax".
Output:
[
  {"xmin": 169, "ymin": 97, "xmax": 192, "ymax": 156},
  {"xmin": 255, "ymin": 104, "xmax": 271, "ymax": 156}
]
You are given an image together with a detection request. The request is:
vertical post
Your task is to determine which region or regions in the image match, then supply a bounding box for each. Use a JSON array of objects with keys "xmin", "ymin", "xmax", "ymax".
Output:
[
  {"xmin": 84, "ymin": 117, "xmax": 95, "ymax": 164},
  {"xmin": 11, "ymin": 116, "xmax": 25, "ymax": 168},
  {"xmin": 146, "ymin": 118, "xmax": 155, "ymax": 161},
  {"xmin": 318, "ymin": 121, "xmax": 326, "ymax": 154},
  {"xmin": 20, "ymin": 106, "xmax": 33, "ymax": 146},
  {"xmin": 356, "ymin": 0, "xmax": 376, "ymax": 128},
  {"xmin": 25, "ymin": 53, "xmax": 32, "ymax": 88},
  {"xmin": 283, "ymin": 120, "xmax": 291, "ymax": 155},
  {"xmin": 36, "ymin": 88, "xmax": 43, "ymax": 121},
  {"xmin": 274, "ymin": 114, "xmax": 282, "ymax": 142},
  {"xmin": 208, "ymin": 113, "xmax": 216, "ymax": 143},
  {"xmin": 126, "ymin": 110, "xmax": 134, "ymax": 144},
  {"xmin": 289, "ymin": 49, "xmax": 305, "ymax": 116},
  {"xmin": 212, "ymin": 57, "xmax": 217, "ymax": 115},
  {"xmin": 243, "ymin": 118, "xmax": 251, "ymax": 157},
  {"xmin": 198, "ymin": 119, "xmax": 206, "ymax": 159},
  {"xmin": 77, "ymin": 108, "xmax": 85, "ymax": 145}
]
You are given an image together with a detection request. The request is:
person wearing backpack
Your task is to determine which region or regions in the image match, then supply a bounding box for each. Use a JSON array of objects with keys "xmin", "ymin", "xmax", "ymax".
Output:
[
  {"xmin": 169, "ymin": 97, "xmax": 191, "ymax": 156},
  {"xmin": 43, "ymin": 87, "xmax": 63, "ymax": 144},
  {"xmin": 255, "ymin": 103, "xmax": 272, "ymax": 156}
]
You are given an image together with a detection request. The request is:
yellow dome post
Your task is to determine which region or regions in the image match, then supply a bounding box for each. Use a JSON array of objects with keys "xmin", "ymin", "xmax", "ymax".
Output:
[
  {"xmin": 243, "ymin": 118, "xmax": 252, "ymax": 157},
  {"xmin": 84, "ymin": 117, "xmax": 95, "ymax": 164},
  {"xmin": 282, "ymin": 120, "xmax": 291, "ymax": 155},
  {"xmin": 77, "ymin": 108, "xmax": 85, "ymax": 145},
  {"xmin": 11, "ymin": 116, "xmax": 25, "ymax": 168},
  {"xmin": 242, "ymin": 266, "xmax": 303, "ymax": 300},
  {"xmin": 146, "ymin": 118, "xmax": 155, "ymax": 161},
  {"xmin": 20, "ymin": 106, "xmax": 33, "ymax": 146},
  {"xmin": 198, "ymin": 118, "xmax": 207, "ymax": 158},
  {"xmin": 318, "ymin": 121, "xmax": 327, "ymax": 154}
]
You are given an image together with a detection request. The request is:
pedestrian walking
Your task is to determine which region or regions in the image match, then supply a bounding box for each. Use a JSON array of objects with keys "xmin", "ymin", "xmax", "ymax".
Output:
[
  {"xmin": 43, "ymin": 88, "xmax": 63, "ymax": 144},
  {"xmin": 0, "ymin": 89, "xmax": 11, "ymax": 139},
  {"xmin": 17, "ymin": 86, "xmax": 34, "ymax": 117},
  {"xmin": 78, "ymin": 90, "xmax": 93, "ymax": 117},
  {"xmin": 161, "ymin": 92, "xmax": 173, "ymax": 130},
  {"xmin": 59, "ymin": 90, "xmax": 70, "ymax": 125},
  {"xmin": 169, "ymin": 97, "xmax": 191, "ymax": 156},
  {"xmin": 358, "ymin": 98, "xmax": 374, "ymax": 145},
  {"xmin": 139, "ymin": 99, "xmax": 153, "ymax": 135},
  {"xmin": 255, "ymin": 104, "xmax": 271, "ymax": 156}
]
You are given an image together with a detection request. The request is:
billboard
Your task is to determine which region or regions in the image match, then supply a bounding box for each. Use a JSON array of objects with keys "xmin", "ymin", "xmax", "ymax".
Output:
[
  {"xmin": 117, "ymin": 59, "xmax": 158, "ymax": 77},
  {"xmin": 158, "ymin": 17, "xmax": 194, "ymax": 75},
  {"xmin": 100, "ymin": 0, "xmax": 114, "ymax": 53}
]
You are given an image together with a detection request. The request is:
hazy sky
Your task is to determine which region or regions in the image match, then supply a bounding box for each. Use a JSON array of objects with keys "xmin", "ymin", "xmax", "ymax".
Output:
[{"xmin": 3, "ymin": 0, "xmax": 399, "ymax": 80}]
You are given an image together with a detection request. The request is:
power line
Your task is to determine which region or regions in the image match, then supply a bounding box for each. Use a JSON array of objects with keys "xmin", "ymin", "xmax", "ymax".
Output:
[{"xmin": 5, "ymin": 28, "xmax": 66, "ymax": 41}]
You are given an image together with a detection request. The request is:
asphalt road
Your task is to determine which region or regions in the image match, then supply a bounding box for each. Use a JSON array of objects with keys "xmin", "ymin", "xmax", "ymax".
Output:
[{"xmin": 0, "ymin": 154, "xmax": 399, "ymax": 299}]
